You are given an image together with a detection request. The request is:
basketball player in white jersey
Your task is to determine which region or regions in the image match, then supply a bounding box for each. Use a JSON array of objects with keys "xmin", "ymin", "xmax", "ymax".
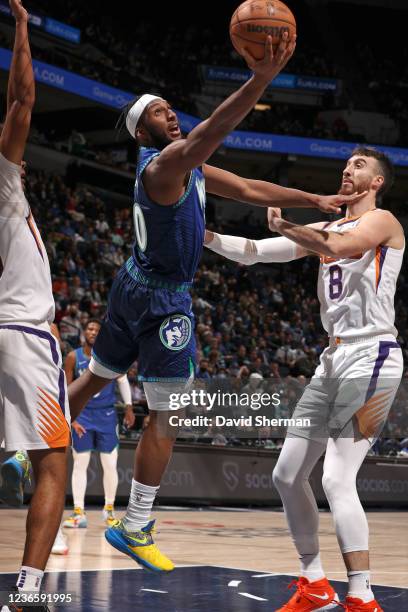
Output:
[
  {"xmin": 205, "ymin": 147, "xmax": 404, "ymax": 612},
  {"xmin": 0, "ymin": 1, "xmax": 70, "ymax": 608}
]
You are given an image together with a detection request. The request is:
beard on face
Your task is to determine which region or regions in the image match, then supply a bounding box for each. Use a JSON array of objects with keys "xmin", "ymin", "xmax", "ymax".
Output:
[
  {"xmin": 145, "ymin": 123, "xmax": 174, "ymax": 150},
  {"xmin": 338, "ymin": 176, "xmax": 372, "ymax": 196},
  {"xmin": 143, "ymin": 120, "xmax": 183, "ymax": 150}
]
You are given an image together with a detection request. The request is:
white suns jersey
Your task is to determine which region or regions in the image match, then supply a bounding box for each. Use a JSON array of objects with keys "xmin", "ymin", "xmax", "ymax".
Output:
[
  {"xmin": 0, "ymin": 153, "xmax": 55, "ymax": 327},
  {"xmin": 318, "ymin": 212, "xmax": 404, "ymax": 339}
]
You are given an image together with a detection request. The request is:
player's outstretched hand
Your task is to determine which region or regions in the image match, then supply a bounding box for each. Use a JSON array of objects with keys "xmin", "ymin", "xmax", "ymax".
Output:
[
  {"xmin": 315, "ymin": 190, "xmax": 368, "ymax": 214},
  {"xmin": 242, "ymin": 33, "xmax": 296, "ymax": 82},
  {"xmin": 9, "ymin": 0, "xmax": 28, "ymax": 23},
  {"xmin": 267, "ymin": 207, "xmax": 282, "ymax": 232}
]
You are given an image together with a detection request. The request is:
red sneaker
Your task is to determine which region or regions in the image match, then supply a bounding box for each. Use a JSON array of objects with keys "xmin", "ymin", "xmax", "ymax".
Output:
[
  {"xmin": 341, "ymin": 596, "xmax": 383, "ymax": 611},
  {"xmin": 275, "ymin": 576, "xmax": 339, "ymax": 611}
]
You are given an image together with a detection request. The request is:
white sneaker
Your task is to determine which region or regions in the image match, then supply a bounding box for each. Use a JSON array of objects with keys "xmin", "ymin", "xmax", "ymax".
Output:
[{"xmin": 51, "ymin": 526, "xmax": 69, "ymax": 555}]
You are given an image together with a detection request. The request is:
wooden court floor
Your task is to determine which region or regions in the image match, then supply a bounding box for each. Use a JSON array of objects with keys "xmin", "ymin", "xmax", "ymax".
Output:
[{"xmin": 0, "ymin": 507, "xmax": 407, "ymax": 588}]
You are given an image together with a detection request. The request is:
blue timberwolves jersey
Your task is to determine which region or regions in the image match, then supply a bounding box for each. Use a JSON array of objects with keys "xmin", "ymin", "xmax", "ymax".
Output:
[
  {"xmin": 75, "ymin": 347, "xmax": 116, "ymax": 409},
  {"xmin": 131, "ymin": 146, "xmax": 206, "ymax": 284}
]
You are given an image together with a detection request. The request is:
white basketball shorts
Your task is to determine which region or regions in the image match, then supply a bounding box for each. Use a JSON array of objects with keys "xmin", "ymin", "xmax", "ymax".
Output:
[
  {"xmin": 288, "ymin": 334, "xmax": 403, "ymax": 442},
  {"xmin": 0, "ymin": 324, "xmax": 71, "ymax": 451}
]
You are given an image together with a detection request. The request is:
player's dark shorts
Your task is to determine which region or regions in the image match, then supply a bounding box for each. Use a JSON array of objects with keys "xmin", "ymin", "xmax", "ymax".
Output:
[
  {"xmin": 92, "ymin": 260, "xmax": 196, "ymax": 382},
  {"xmin": 72, "ymin": 405, "xmax": 118, "ymax": 453}
]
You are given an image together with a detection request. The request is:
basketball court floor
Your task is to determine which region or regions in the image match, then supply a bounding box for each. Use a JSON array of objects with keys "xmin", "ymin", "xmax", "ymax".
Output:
[{"xmin": 0, "ymin": 507, "xmax": 406, "ymax": 610}]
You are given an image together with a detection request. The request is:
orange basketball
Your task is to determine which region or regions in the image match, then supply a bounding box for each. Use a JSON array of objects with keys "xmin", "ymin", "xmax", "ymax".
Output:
[{"xmin": 230, "ymin": 0, "xmax": 296, "ymax": 61}]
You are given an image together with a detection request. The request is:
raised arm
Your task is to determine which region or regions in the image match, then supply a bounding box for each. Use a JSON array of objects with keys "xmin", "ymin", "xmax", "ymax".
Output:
[
  {"xmin": 146, "ymin": 35, "xmax": 295, "ymax": 203},
  {"xmin": 0, "ymin": 0, "xmax": 34, "ymax": 165},
  {"xmin": 203, "ymin": 164, "xmax": 367, "ymax": 214}
]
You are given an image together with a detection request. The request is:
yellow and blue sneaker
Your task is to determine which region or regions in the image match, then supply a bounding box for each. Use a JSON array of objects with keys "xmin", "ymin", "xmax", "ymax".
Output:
[
  {"xmin": 102, "ymin": 504, "xmax": 116, "ymax": 527},
  {"xmin": 105, "ymin": 519, "xmax": 174, "ymax": 572},
  {"xmin": 63, "ymin": 507, "xmax": 88, "ymax": 528},
  {"xmin": 0, "ymin": 451, "xmax": 31, "ymax": 507}
]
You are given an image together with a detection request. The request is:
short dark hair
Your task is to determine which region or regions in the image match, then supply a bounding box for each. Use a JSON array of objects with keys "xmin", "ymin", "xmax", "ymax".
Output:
[
  {"xmin": 351, "ymin": 146, "xmax": 395, "ymax": 197},
  {"xmin": 84, "ymin": 318, "xmax": 101, "ymax": 330}
]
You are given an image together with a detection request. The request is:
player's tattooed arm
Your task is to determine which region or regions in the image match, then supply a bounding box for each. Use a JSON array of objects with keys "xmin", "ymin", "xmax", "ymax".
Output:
[
  {"xmin": 0, "ymin": 1, "xmax": 34, "ymax": 165},
  {"xmin": 202, "ymin": 165, "xmax": 366, "ymax": 214},
  {"xmin": 272, "ymin": 209, "xmax": 404, "ymax": 258}
]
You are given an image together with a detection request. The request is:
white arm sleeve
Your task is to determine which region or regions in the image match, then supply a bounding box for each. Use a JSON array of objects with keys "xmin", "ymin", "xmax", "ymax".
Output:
[
  {"xmin": 205, "ymin": 233, "xmax": 298, "ymax": 264},
  {"xmin": 117, "ymin": 374, "xmax": 132, "ymax": 405}
]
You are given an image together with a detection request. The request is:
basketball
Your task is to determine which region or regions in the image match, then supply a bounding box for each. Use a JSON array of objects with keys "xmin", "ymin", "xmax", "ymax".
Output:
[{"xmin": 230, "ymin": 0, "xmax": 297, "ymax": 61}]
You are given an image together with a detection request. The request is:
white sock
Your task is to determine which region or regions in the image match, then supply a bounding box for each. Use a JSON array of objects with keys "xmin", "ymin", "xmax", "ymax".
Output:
[
  {"xmin": 123, "ymin": 479, "xmax": 159, "ymax": 531},
  {"xmin": 100, "ymin": 448, "xmax": 118, "ymax": 506},
  {"xmin": 300, "ymin": 552, "xmax": 325, "ymax": 582},
  {"xmin": 72, "ymin": 450, "xmax": 91, "ymax": 510},
  {"xmin": 16, "ymin": 566, "xmax": 44, "ymax": 592},
  {"xmin": 348, "ymin": 570, "xmax": 374, "ymax": 602}
]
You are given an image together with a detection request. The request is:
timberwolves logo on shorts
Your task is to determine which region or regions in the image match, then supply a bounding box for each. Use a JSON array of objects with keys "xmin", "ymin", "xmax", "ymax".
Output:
[{"xmin": 159, "ymin": 315, "xmax": 192, "ymax": 351}]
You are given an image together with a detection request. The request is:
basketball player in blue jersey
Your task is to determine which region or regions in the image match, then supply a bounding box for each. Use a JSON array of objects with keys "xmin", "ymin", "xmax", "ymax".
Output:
[
  {"xmin": 67, "ymin": 34, "xmax": 365, "ymax": 572},
  {"xmin": 62, "ymin": 319, "xmax": 134, "ymax": 529}
]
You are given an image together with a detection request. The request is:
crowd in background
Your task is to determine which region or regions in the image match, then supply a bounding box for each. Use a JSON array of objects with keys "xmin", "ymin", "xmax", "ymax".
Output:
[
  {"xmin": 36, "ymin": 1, "xmax": 408, "ymax": 145},
  {"xmin": 0, "ymin": 1, "xmax": 405, "ymax": 151},
  {"xmin": 25, "ymin": 167, "xmax": 408, "ymax": 456},
  {"xmin": 0, "ymin": 1, "xmax": 404, "ymax": 456}
]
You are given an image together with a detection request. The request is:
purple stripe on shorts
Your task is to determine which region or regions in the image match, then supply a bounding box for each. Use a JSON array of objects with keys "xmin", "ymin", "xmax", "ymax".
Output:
[
  {"xmin": 365, "ymin": 340, "xmax": 400, "ymax": 402},
  {"xmin": 0, "ymin": 324, "xmax": 59, "ymax": 364},
  {"xmin": 0, "ymin": 323, "xmax": 66, "ymax": 418},
  {"xmin": 58, "ymin": 368, "xmax": 66, "ymax": 415}
]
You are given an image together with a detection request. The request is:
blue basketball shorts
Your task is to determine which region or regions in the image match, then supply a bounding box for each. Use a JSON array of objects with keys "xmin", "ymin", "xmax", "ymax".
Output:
[
  {"xmin": 92, "ymin": 265, "xmax": 196, "ymax": 382},
  {"xmin": 72, "ymin": 405, "xmax": 119, "ymax": 453}
]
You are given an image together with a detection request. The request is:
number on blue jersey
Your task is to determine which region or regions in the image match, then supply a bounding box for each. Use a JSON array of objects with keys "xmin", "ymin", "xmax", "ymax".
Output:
[{"xmin": 133, "ymin": 201, "xmax": 147, "ymax": 252}]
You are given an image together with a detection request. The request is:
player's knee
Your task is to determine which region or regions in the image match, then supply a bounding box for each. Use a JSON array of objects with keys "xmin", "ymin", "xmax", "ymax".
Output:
[
  {"xmin": 144, "ymin": 411, "xmax": 180, "ymax": 442},
  {"xmin": 29, "ymin": 448, "xmax": 68, "ymax": 484},
  {"xmin": 322, "ymin": 470, "xmax": 348, "ymax": 500},
  {"xmin": 272, "ymin": 463, "xmax": 299, "ymax": 492}
]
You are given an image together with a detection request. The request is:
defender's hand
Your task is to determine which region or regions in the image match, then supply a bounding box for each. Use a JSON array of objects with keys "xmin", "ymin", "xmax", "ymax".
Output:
[{"xmin": 267, "ymin": 207, "xmax": 282, "ymax": 232}]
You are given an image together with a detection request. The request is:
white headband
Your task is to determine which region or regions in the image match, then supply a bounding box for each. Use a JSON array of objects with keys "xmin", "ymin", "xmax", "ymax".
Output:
[{"xmin": 126, "ymin": 94, "xmax": 164, "ymax": 138}]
